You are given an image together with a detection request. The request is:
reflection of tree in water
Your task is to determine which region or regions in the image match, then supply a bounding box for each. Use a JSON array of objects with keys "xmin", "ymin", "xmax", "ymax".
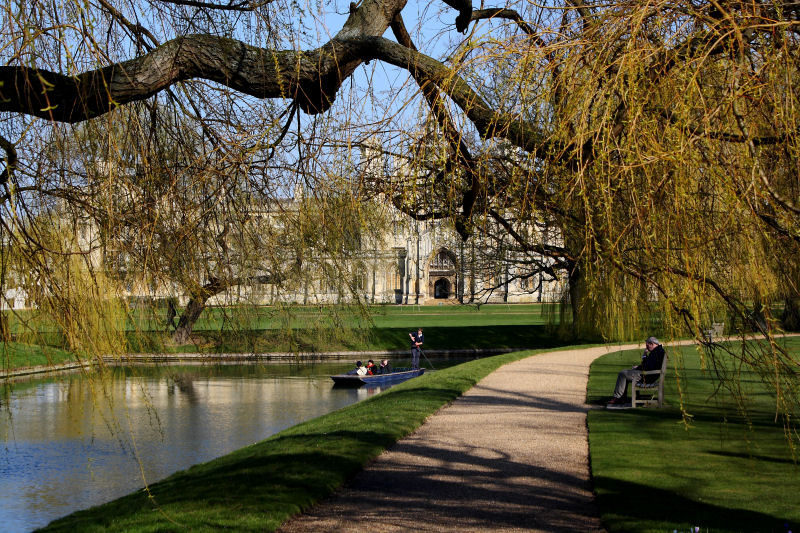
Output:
[{"xmin": 168, "ymin": 373, "xmax": 198, "ymax": 404}]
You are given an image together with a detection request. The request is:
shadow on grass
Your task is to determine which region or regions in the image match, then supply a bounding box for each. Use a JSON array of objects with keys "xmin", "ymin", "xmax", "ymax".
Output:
[
  {"xmin": 281, "ymin": 433, "xmax": 601, "ymax": 531},
  {"xmin": 706, "ymin": 450, "xmax": 798, "ymax": 465},
  {"xmin": 595, "ymin": 476, "xmax": 796, "ymax": 533},
  {"xmin": 383, "ymin": 325, "xmax": 570, "ymax": 351}
]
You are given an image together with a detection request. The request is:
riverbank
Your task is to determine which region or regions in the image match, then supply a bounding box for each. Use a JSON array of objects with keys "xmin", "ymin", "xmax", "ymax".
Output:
[
  {"xmin": 1, "ymin": 342, "xmax": 78, "ymax": 378},
  {"xmin": 4, "ymin": 303, "xmax": 561, "ymax": 358},
  {"xmin": 0, "ymin": 347, "xmax": 524, "ymax": 380},
  {"xmin": 3, "ymin": 303, "xmax": 565, "ymax": 378}
]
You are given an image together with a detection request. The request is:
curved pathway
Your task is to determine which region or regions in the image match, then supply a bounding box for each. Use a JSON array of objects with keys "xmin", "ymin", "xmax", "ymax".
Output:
[{"xmin": 279, "ymin": 343, "xmax": 646, "ymax": 532}]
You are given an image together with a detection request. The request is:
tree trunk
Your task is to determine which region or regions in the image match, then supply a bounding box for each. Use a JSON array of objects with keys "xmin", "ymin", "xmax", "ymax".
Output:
[
  {"xmin": 170, "ymin": 273, "xmax": 285, "ymax": 344},
  {"xmin": 567, "ymin": 264, "xmax": 585, "ymax": 332},
  {"xmin": 173, "ymin": 295, "xmax": 208, "ymax": 344},
  {"xmin": 565, "ymin": 262, "xmax": 601, "ymax": 340},
  {"xmin": 749, "ymin": 289, "xmax": 768, "ymax": 334},
  {"xmin": 782, "ymin": 297, "xmax": 800, "ymax": 331},
  {"xmin": 165, "ymin": 297, "xmax": 178, "ymax": 332},
  {"xmin": 172, "ymin": 277, "xmax": 227, "ymax": 344}
]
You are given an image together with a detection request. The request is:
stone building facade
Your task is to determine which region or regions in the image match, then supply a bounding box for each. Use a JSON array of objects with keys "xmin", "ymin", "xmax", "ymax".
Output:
[
  {"xmin": 239, "ymin": 196, "xmax": 564, "ymax": 307},
  {"xmin": 2, "ymin": 176, "xmax": 564, "ymax": 310}
]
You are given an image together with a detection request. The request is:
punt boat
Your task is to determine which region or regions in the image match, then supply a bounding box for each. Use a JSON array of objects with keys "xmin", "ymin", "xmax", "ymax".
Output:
[{"xmin": 330, "ymin": 368, "xmax": 425, "ymax": 387}]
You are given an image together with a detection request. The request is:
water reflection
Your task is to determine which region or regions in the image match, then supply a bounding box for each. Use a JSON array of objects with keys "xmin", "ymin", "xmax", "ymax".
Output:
[{"xmin": 0, "ymin": 362, "xmax": 370, "ymax": 533}]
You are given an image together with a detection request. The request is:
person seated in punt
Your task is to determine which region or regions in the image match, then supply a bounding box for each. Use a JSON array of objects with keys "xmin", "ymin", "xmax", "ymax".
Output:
[
  {"xmin": 378, "ymin": 359, "xmax": 392, "ymax": 374},
  {"xmin": 365, "ymin": 360, "xmax": 377, "ymax": 375},
  {"xmin": 347, "ymin": 361, "xmax": 368, "ymax": 376}
]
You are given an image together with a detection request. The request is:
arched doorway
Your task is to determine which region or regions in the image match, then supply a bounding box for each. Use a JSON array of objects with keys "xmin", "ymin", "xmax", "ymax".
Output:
[
  {"xmin": 427, "ymin": 248, "xmax": 458, "ymax": 302},
  {"xmin": 434, "ymin": 278, "xmax": 451, "ymax": 299}
]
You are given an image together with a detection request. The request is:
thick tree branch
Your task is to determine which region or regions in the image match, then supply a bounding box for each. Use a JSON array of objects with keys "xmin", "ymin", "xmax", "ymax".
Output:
[
  {"xmin": 389, "ymin": 192, "xmax": 452, "ymax": 221},
  {"xmin": 0, "ymin": 134, "xmax": 17, "ymax": 187},
  {"xmin": 357, "ymin": 38, "xmax": 551, "ymax": 153},
  {"xmin": 0, "ymin": 26, "xmax": 557, "ymax": 172},
  {"xmin": 391, "ymin": 13, "xmax": 482, "ymax": 239},
  {"xmin": 0, "ymin": 0, "xmax": 408, "ymax": 119},
  {"xmin": 757, "ymin": 212, "xmax": 800, "ymax": 244},
  {"xmin": 441, "ymin": 0, "xmax": 473, "ymax": 32},
  {"xmin": 0, "ymin": 36, "xmax": 349, "ymax": 119}
]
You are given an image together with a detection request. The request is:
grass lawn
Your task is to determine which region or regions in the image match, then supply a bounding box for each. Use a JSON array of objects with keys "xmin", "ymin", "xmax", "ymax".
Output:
[
  {"xmin": 126, "ymin": 303, "xmax": 566, "ymax": 354},
  {"xmin": 140, "ymin": 323, "xmax": 568, "ymax": 354},
  {"xmin": 587, "ymin": 340, "xmax": 800, "ymax": 533},
  {"xmin": 1, "ymin": 342, "xmax": 76, "ymax": 370},
  {"xmin": 38, "ymin": 347, "xmax": 557, "ymax": 532},
  {"xmin": 123, "ymin": 302, "xmax": 560, "ymax": 332}
]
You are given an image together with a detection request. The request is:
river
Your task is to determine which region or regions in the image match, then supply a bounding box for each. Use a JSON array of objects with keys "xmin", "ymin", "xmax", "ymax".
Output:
[{"xmin": 0, "ymin": 361, "xmax": 395, "ymax": 532}]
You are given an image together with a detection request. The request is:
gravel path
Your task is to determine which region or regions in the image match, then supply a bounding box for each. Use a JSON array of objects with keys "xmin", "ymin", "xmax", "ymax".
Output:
[{"xmin": 279, "ymin": 343, "xmax": 644, "ymax": 532}]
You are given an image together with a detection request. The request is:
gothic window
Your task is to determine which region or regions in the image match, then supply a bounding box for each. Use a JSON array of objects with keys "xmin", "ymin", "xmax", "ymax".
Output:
[
  {"xmin": 353, "ymin": 274, "xmax": 366, "ymax": 291},
  {"xmin": 430, "ymin": 250, "xmax": 455, "ymax": 271},
  {"xmin": 386, "ymin": 267, "xmax": 401, "ymax": 291}
]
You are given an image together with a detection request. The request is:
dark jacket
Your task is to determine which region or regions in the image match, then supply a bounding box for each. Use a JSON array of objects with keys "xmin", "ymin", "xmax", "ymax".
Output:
[
  {"xmin": 637, "ymin": 344, "xmax": 665, "ymax": 383},
  {"xmin": 410, "ymin": 332, "xmax": 424, "ymax": 348}
]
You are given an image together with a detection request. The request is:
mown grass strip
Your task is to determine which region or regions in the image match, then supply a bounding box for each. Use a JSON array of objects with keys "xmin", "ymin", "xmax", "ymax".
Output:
[
  {"xmin": 123, "ymin": 303, "xmax": 561, "ymax": 354},
  {"xmin": 40, "ymin": 347, "xmax": 565, "ymax": 532},
  {"xmin": 142, "ymin": 324, "xmax": 567, "ymax": 355},
  {"xmin": 7, "ymin": 303, "xmax": 563, "ymax": 360},
  {"xmin": 1, "ymin": 342, "xmax": 76, "ymax": 370},
  {"xmin": 148, "ymin": 303, "xmax": 560, "ymax": 331},
  {"xmin": 587, "ymin": 342, "xmax": 800, "ymax": 533}
]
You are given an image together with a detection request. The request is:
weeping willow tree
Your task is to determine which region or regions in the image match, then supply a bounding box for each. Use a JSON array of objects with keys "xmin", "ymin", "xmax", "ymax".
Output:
[
  {"xmin": 347, "ymin": 1, "xmax": 800, "ymax": 430},
  {"xmin": 1, "ymin": 0, "xmax": 799, "ymax": 437},
  {"xmin": 376, "ymin": 1, "xmax": 800, "ymax": 343},
  {"xmin": 0, "ymin": 195, "xmax": 128, "ymax": 361},
  {"xmin": 77, "ymin": 103, "xmax": 308, "ymax": 346},
  {"xmin": 6, "ymin": 101, "xmax": 392, "ymax": 350},
  {"xmin": 427, "ymin": 1, "xmax": 800, "ymax": 429},
  {"xmin": 546, "ymin": 2, "xmax": 800, "ymax": 423}
]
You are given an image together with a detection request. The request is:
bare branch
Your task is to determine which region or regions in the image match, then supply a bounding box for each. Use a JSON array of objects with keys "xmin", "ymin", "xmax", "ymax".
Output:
[
  {"xmin": 391, "ymin": 13, "xmax": 482, "ymax": 239},
  {"xmin": 471, "ymin": 8, "xmax": 536, "ymax": 37},
  {"xmin": 96, "ymin": 0, "xmax": 160, "ymax": 50}
]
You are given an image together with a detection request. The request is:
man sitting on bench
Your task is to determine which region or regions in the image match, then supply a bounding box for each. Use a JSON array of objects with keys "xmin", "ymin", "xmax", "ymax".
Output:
[{"xmin": 607, "ymin": 336, "xmax": 665, "ymax": 406}]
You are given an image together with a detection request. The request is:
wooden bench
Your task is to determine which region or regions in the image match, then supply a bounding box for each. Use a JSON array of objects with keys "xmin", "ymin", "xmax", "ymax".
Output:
[
  {"xmin": 704, "ymin": 322, "xmax": 724, "ymax": 342},
  {"xmin": 631, "ymin": 352, "xmax": 668, "ymax": 408}
]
